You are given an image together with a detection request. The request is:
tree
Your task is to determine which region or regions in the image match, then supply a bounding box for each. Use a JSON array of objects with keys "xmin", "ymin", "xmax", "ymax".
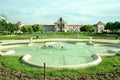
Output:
[
  {"xmin": 0, "ymin": 19, "xmax": 7, "ymax": 31},
  {"xmin": 11, "ymin": 24, "xmax": 19, "ymax": 33},
  {"xmin": 114, "ymin": 21, "xmax": 120, "ymax": 33},
  {"xmin": 80, "ymin": 25, "xmax": 94, "ymax": 33},
  {"xmin": 32, "ymin": 24, "xmax": 41, "ymax": 33},
  {"xmin": 0, "ymin": 21, "xmax": 2, "ymax": 31},
  {"xmin": 28, "ymin": 26, "xmax": 33, "ymax": 33},
  {"xmin": 0, "ymin": 14, "xmax": 19, "ymax": 34},
  {"xmin": 21, "ymin": 25, "xmax": 42, "ymax": 33},
  {"xmin": 21, "ymin": 26, "xmax": 28, "ymax": 33},
  {"xmin": 0, "ymin": 14, "xmax": 7, "ymax": 32},
  {"xmin": 0, "ymin": 13, "xmax": 7, "ymax": 20},
  {"xmin": 105, "ymin": 21, "xmax": 120, "ymax": 33},
  {"xmin": 105, "ymin": 22, "xmax": 114, "ymax": 33}
]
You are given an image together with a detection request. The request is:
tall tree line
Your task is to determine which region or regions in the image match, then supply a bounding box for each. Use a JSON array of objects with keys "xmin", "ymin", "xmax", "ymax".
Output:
[
  {"xmin": 20, "ymin": 24, "xmax": 42, "ymax": 33},
  {"xmin": 105, "ymin": 21, "xmax": 120, "ymax": 33},
  {"xmin": 0, "ymin": 18, "xmax": 19, "ymax": 34}
]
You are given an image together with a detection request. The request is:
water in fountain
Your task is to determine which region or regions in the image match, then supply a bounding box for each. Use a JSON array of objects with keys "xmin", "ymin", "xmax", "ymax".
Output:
[
  {"xmin": 5, "ymin": 42, "xmax": 120, "ymax": 68},
  {"xmin": 61, "ymin": 43, "xmax": 63, "ymax": 49},
  {"xmin": 41, "ymin": 42, "xmax": 65, "ymax": 50}
]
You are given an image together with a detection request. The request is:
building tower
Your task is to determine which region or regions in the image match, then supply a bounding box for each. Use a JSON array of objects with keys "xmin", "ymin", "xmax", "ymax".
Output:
[{"xmin": 54, "ymin": 17, "xmax": 67, "ymax": 32}]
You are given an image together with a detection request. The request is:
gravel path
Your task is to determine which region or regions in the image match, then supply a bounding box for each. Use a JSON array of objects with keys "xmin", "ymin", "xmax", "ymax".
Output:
[{"xmin": 0, "ymin": 38, "xmax": 120, "ymax": 45}]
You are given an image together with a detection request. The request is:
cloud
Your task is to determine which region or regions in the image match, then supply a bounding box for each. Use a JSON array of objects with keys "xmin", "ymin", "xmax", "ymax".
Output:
[{"xmin": 0, "ymin": 0, "xmax": 120, "ymax": 24}]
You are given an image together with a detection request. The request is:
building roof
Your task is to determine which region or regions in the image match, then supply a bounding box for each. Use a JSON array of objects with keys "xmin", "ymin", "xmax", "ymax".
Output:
[
  {"xmin": 42, "ymin": 25, "xmax": 54, "ymax": 26},
  {"xmin": 55, "ymin": 17, "xmax": 67, "ymax": 24},
  {"xmin": 67, "ymin": 24, "xmax": 82, "ymax": 26},
  {"xmin": 97, "ymin": 21, "xmax": 105, "ymax": 25}
]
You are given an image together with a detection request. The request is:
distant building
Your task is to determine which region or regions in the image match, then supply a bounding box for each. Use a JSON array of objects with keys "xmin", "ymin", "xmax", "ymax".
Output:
[
  {"xmin": 42, "ymin": 18, "xmax": 82, "ymax": 33},
  {"xmin": 16, "ymin": 21, "xmax": 22, "ymax": 27},
  {"xmin": 20, "ymin": 18, "xmax": 105, "ymax": 33},
  {"xmin": 15, "ymin": 21, "xmax": 24, "ymax": 33},
  {"xmin": 66, "ymin": 24, "xmax": 81, "ymax": 33},
  {"xmin": 42, "ymin": 25, "xmax": 55, "ymax": 33},
  {"xmin": 54, "ymin": 17, "xmax": 67, "ymax": 32},
  {"xmin": 93, "ymin": 21, "xmax": 105, "ymax": 33}
]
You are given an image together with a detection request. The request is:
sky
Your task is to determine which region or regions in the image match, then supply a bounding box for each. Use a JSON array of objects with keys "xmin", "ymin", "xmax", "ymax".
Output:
[{"xmin": 0, "ymin": 0, "xmax": 120, "ymax": 25}]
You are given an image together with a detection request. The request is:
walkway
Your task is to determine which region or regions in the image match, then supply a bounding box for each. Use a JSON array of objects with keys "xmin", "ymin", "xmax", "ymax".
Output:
[{"xmin": 0, "ymin": 38, "xmax": 120, "ymax": 44}]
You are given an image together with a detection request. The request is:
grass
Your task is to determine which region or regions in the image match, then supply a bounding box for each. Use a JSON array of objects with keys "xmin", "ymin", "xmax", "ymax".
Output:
[
  {"xmin": 0, "ymin": 32, "xmax": 119, "ymax": 40},
  {"xmin": 1, "ymin": 55, "xmax": 120, "ymax": 77},
  {"xmin": 0, "ymin": 32, "xmax": 89, "ymax": 40},
  {"xmin": 0, "ymin": 32, "xmax": 120, "ymax": 77}
]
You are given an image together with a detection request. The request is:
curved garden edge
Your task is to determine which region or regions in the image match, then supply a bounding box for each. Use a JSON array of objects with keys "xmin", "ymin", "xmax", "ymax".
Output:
[
  {"xmin": 21, "ymin": 54, "xmax": 102, "ymax": 69},
  {"xmin": 0, "ymin": 38, "xmax": 120, "ymax": 80},
  {"xmin": 0, "ymin": 38, "xmax": 120, "ymax": 45},
  {"xmin": 0, "ymin": 38, "xmax": 120, "ymax": 69},
  {"xmin": 1, "ymin": 55, "xmax": 120, "ymax": 80}
]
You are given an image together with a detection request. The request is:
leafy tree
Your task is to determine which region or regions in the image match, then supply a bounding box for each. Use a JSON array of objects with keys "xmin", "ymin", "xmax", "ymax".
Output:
[
  {"xmin": 105, "ymin": 21, "xmax": 120, "ymax": 33},
  {"xmin": 6, "ymin": 23, "xmax": 13, "ymax": 33},
  {"xmin": 28, "ymin": 26, "xmax": 33, "ymax": 33},
  {"xmin": 32, "ymin": 24, "xmax": 41, "ymax": 33},
  {"xmin": 0, "ymin": 14, "xmax": 19, "ymax": 34},
  {"xmin": 21, "ymin": 26, "xmax": 28, "ymax": 33},
  {"xmin": 0, "ymin": 21, "xmax": 2, "ymax": 31},
  {"xmin": 11, "ymin": 24, "xmax": 19, "ymax": 33},
  {"xmin": 0, "ymin": 19, "xmax": 7, "ymax": 31},
  {"xmin": 114, "ymin": 21, "xmax": 120, "ymax": 33},
  {"xmin": 80, "ymin": 25, "xmax": 94, "ymax": 33}
]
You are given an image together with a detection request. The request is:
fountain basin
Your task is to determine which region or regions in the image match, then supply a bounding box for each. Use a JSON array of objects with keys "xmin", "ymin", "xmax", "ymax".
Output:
[
  {"xmin": 21, "ymin": 53, "xmax": 102, "ymax": 69},
  {"xmin": 3, "ymin": 39, "xmax": 119, "ymax": 69},
  {"xmin": 1, "ymin": 39, "xmax": 120, "ymax": 69}
]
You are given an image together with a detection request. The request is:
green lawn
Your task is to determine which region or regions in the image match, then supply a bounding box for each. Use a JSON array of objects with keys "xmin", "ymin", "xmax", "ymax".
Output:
[
  {"xmin": 1, "ymin": 55, "xmax": 120, "ymax": 77},
  {"xmin": 0, "ymin": 32, "xmax": 119, "ymax": 40},
  {"xmin": 0, "ymin": 32, "xmax": 89, "ymax": 40},
  {"xmin": 0, "ymin": 32, "xmax": 120, "ymax": 77}
]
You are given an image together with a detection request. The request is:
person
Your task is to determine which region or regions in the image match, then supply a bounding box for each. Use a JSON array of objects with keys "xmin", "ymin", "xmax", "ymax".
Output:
[
  {"xmin": 36, "ymin": 36, "xmax": 39, "ymax": 39},
  {"xmin": 115, "ymin": 36, "xmax": 118, "ymax": 40},
  {"xmin": 61, "ymin": 46, "xmax": 63, "ymax": 49},
  {"xmin": 42, "ymin": 44, "xmax": 46, "ymax": 48}
]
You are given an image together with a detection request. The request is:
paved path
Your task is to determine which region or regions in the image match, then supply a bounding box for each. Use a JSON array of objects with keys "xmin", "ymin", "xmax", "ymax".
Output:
[{"xmin": 0, "ymin": 38, "xmax": 120, "ymax": 44}]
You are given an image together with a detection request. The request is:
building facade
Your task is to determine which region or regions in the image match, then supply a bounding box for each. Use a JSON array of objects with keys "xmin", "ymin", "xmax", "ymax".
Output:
[
  {"xmin": 42, "ymin": 25, "xmax": 55, "ymax": 33},
  {"xmin": 20, "ymin": 18, "xmax": 105, "ymax": 33},
  {"xmin": 93, "ymin": 21, "xmax": 105, "ymax": 33},
  {"xmin": 42, "ymin": 18, "xmax": 82, "ymax": 33}
]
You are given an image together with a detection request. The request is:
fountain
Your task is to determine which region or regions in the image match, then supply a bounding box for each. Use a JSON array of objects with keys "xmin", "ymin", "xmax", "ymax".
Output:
[
  {"xmin": 0, "ymin": 44, "xmax": 16, "ymax": 55},
  {"xmin": 28, "ymin": 38, "xmax": 33, "ymax": 46},
  {"xmin": 86, "ymin": 37, "xmax": 94, "ymax": 46},
  {"xmin": 3, "ymin": 39, "xmax": 120, "ymax": 69}
]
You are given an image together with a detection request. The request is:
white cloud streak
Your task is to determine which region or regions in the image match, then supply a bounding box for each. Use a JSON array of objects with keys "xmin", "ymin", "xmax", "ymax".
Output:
[{"xmin": 0, "ymin": 0, "xmax": 120, "ymax": 24}]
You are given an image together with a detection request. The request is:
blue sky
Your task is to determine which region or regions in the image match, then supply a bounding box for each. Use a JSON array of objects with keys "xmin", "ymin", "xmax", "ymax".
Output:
[{"xmin": 0, "ymin": 0, "xmax": 120, "ymax": 25}]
